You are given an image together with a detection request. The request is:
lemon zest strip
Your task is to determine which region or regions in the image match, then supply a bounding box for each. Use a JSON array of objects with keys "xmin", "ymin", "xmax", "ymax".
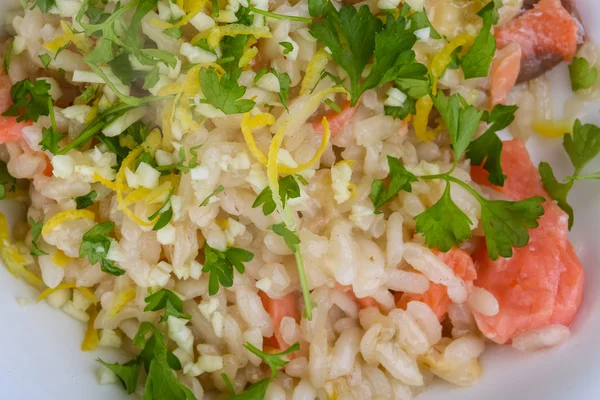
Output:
[
  {"xmin": 279, "ymin": 117, "xmax": 331, "ymax": 175},
  {"xmin": 105, "ymin": 287, "xmax": 137, "ymax": 320},
  {"xmin": 532, "ymin": 119, "xmax": 574, "ymax": 138},
  {"xmin": 414, "ymin": 95, "xmax": 437, "ymax": 142},
  {"xmin": 115, "ymin": 147, "xmax": 154, "ymax": 227},
  {"xmin": 51, "ymin": 250, "xmax": 73, "ymax": 267},
  {"xmin": 81, "ymin": 304, "xmax": 100, "ymax": 351},
  {"xmin": 37, "ymin": 283, "xmax": 97, "ymax": 304},
  {"xmin": 430, "ymin": 34, "xmax": 474, "ymax": 93},
  {"xmin": 300, "ymin": 49, "xmax": 330, "ymax": 96},
  {"xmin": 42, "ymin": 210, "xmax": 95, "ymax": 237},
  {"xmin": 241, "ymin": 112, "xmax": 276, "ymax": 166}
]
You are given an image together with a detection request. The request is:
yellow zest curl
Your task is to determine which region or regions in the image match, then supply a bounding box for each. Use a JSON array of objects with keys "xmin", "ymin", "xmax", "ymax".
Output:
[
  {"xmin": 51, "ymin": 250, "xmax": 72, "ymax": 267},
  {"xmin": 532, "ymin": 119, "xmax": 574, "ymax": 138},
  {"xmin": 414, "ymin": 95, "xmax": 437, "ymax": 142},
  {"xmin": 430, "ymin": 34, "xmax": 474, "ymax": 93},
  {"xmin": 116, "ymin": 148, "xmax": 154, "ymax": 226},
  {"xmin": 279, "ymin": 117, "xmax": 331, "ymax": 175},
  {"xmin": 81, "ymin": 304, "xmax": 100, "ymax": 351},
  {"xmin": 0, "ymin": 213, "xmax": 44, "ymax": 289},
  {"xmin": 240, "ymin": 112, "xmax": 275, "ymax": 166},
  {"xmin": 300, "ymin": 49, "xmax": 330, "ymax": 96},
  {"xmin": 42, "ymin": 210, "xmax": 96, "ymax": 237},
  {"xmin": 45, "ymin": 21, "xmax": 91, "ymax": 54},
  {"xmin": 207, "ymin": 25, "xmax": 272, "ymax": 49},
  {"xmin": 174, "ymin": 0, "xmax": 209, "ymax": 28},
  {"xmin": 105, "ymin": 287, "xmax": 137, "ymax": 320},
  {"xmin": 37, "ymin": 283, "xmax": 97, "ymax": 304},
  {"xmin": 93, "ymin": 172, "xmax": 118, "ymax": 191},
  {"xmin": 239, "ymin": 46, "xmax": 258, "ymax": 68}
]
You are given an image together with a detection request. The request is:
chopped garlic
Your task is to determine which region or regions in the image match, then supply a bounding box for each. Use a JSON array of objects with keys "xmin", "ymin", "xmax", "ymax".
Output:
[
  {"xmin": 60, "ymin": 105, "xmax": 92, "ymax": 124},
  {"xmin": 256, "ymin": 73, "xmax": 281, "ymax": 93},
  {"xmin": 135, "ymin": 162, "xmax": 161, "ymax": 189},
  {"xmin": 157, "ymin": 224, "xmax": 177, "ymax": 245},
  {"xmin": 190, "ymin": 260, "xmax": 202, "ymax": 280},
  {"xmin": 99, "ymin": 329, "xmax": 122, "ymax": 348},
  {"xmin": 384, "ymin": 87, "xmax": 408, "ymax": 107},
  {"xmin": 96, "ymin": 365, "xmax": 119, "ymax": 385},
  {"xmin": 190, "ymin": 166, "xmax": 210, "ymax": 181},
  {"xmin": 277, "ymin": 149, "xmax": 298, "ymax": 169},
  {"xmin": 224, "ymin": 218, "xmax": 246, "ymax": 245},
  {"xmin": 196, "ymin": 354, "xmax": 224, "ymax": 372},
  {"xmin": 148, "ymin": 261, "xmax": 172, "ymax": 287},
  {"xmin": 73, "ymin": 288, "xmax": 94, "ymax": 311},
  {"xmin": 45, "ymin": 288, "xmax": 71, "ymax": 309},
  {"xmin": 198, "ymin": 297, "xmax": 220, "ymax": 320},
  {"xmin": 246, "ymin": 163, "xmax": 268, "ymax": 192},
  {"xmin": 216, "ymin": 10, "xmax": 238, "ymax": 23},
  {"xmin": 180, "ymin": 42, "xmax": 218, "ymax": 64},
  {"xmin": 414, "ymin": 27, "xmax": 431, "ymax": 40},
  {"xmin": 173, "ymin": 347, "xmax": 194, "ymax": 366},
  {"xmin": 331, "ymin": 162, "xmax": 353, "ymax": 204},
  {"xmin": 52, "ymin": 155, "xmax": 75, "ymax": 179},
  {"xmin": 190, "ymin": 12, "xmax": 216, "ymax": 32},
  {"xmin": 256, "ymin": 277, "xmax": 272, "ymax": 292},
  {"xmin": 349, "ymin": 204, "xmax": 377, "ymax": 231},
  {"xmin": 62, "ymin": 300, "xmax": 90, "ymax": 322},
  {"xmin": 211, "ymin": 311, "xmax": 225, "ymax": 338},
  {"xmin": 168, "ymin": 316, "xmax": 194, "ymax": 355}
]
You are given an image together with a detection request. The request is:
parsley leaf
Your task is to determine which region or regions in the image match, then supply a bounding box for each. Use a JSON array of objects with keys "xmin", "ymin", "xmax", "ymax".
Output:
[
  {"xmin": 39, "ymin": 97, "xmax": 65, "ymax": 155},
  {"xmin": 4, "ymin": 40, "xmax": 13, "ymax": 74},
  {"xmin": 39, "ymin": 54, "xmax": 52, "ymax": 68},
  {"xmin": 279, "ymin": 42, "xmax": 293, "ymax": 55},
  {"xmin": 252, "ymin": 175, "xmax": 306, "ymax": 215},
  {"xmin": 370, "ymin": 155, "xmax": 418, "ymax": 211},
  {"xmin": 310, "ymin": 7, "xmax": 419, "ymax": 105},
  {"xmin": 414, "ymin": 184, "xmax": 472, "ymax": 252},
  {"xmin": 466, "ymin": 104, "xmax": 518, "ymax": 186},
  {"xmin": 569, "ymin": 57, "xmax": 598, "ymax": 91},
  {"xmin": 97, "ymin": 359, "xmax": 141, "ymax": 394},
  {"xmin": 29, "ymin": 217, "xmax": 48, "ymax": 256},
  {"xmin": 271, "ymin": 69, "xmax": 291, "ymax": 110},
  {"xmin": 0, "ymin": 160, "xmax": 17, "ymax": 200},
  {"xmin": 144, "ymin": 289, "xmax": 191, "ymax": 322},
  {"xmin": 229, "ymin": 342, "xmax": 300, "ymax": 399},
  {"xmin": 75, "ymin": 191, "xmax": 98, "ymax": 210},
  {"xmin": 269, "ymin": 223, "xmax": 301, "ymax": 252},
  {"xmin": 199, "ymin": 68, "xmax": 255, "ymax": 114},
  {"xmin": 80, "ymin": 221, "xmax": 125, "ymax": 276},
  {"xmin": 480, "ymin": 196, "xmax": 545, "ymax": 260},
  {"xmin": 460, "ymin": 2, "xmax": 497, "ymax": 79},
  {"xmin": 200, "ymin": 185, "xmax": 224, "ymax": 207},
  {"xmin": 33, "ymin": 0, "xmax": 57, "ymax": 13},
  {"xmin": 149, "ymin": 188, "xmax": 174, "ymax": 231},
  {"xmin": 393, "ymin": 62, "xmax": 431, "ymax": 99},
  {"xmin": 202, "ymin": 244, "xmax": 254, "ymax": 295},
  {"xmin": 432, "ymin": 91, "xmax": 484, "ymax": 165},
  {"xmin": 99, "ymin": 321, "xmax": 196, "ymax": 400},
  {"xmin": 385, "ymin": 97, "xmax": 416, "ymax": 120},
  {"xmin": 563, "ymin": 119, "xmax": 600, "ymax": 174},
  {"xmin": 2, "ymin": 79, "xmax": 52, "ymax": 122},
  {"xmin": 539, "ymin": 162, "xmax": 574, "ymax": 229}
]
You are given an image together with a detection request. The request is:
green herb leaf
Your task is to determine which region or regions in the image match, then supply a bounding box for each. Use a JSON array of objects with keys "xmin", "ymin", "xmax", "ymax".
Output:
[
  {"xmin": 407, "ymin": 9, "xmax": 441, "ymax": 39},
  {"xmin": 268, "ymin": 223, "xmax": 301, "ymax": 252},
  {"xmin": 76, "ymin": 85, "xmax": 98, "ymax": 103},
  {"xmin": 370, "ymin": 155, "xmax": 418, "ymax": 211},
  {"xmin": 80, "ymin": 221, "xmax": 125, "ymax": 276},
  {"xmin": 200, "ymin": 185, "xmax": 224, "ymax": 206},
  {"xmin": 75, "ymin": 191, "xmax": 98, "ymax": 210},
  {"xmin": 39, "ymin": 98, "xmax": 65, "ymax": 155},
  {"xmin": 109, "ymin": 52, "xmax": 142, "ymax": 85},
  {"xmin": 414, "ymin": 184, "xmax": 472, "ymax": 252},
  {"xmin": 4, "ymin": 40, "xmax": 13, "ymax": 74},
  {"xmin": 149, "ymin": 188, "xmax": 174, "ymax": 231},
  {"xmin": 2, "ymin": 79, "xmax": 53, "ymax": 122},
  {"xmin": 279, "ymin": 42, "xmax": 293, "ymax": 55},
  {"xmin": 271, "ymin": 69, "xmax": 291, "ymax": 110},
  {"xmin": 539, "ymin": 161, "xmax": 575, "ymax": 229},
  {"xmin": 202, "ymin": 244, "xmax": 254, "ymax": 295},
  {"xmin": 569, "ymin": 57, "xmax": 598, "ymax": 91},
  {"xmin": 0, "ymin": 160, "xmax": 17, "ymax": 201},
  {"xmin": 244, "ymin": 342, "xmax": 300, "ymax": 378},
  {"xmin": 563, "ymin": 119, "xmax": 600, "ymax": 174},
  {"xmin": 384, "ymin": 97, "xmax": 416, "ymax": 120},
  {"xmin": 199, "ymin": 68, "xmax": 255, "ymax": 114},
  {"xmin": 466, "ymin": 104, "xmax": 518, "ymax": 186},
  {"xmin": 393, "ymin": 62, "xmax": 431, "ymax": 99},
  {"xmin": 143, "ymin": 67, "xmax": 161, "ymax": 90},
  {"xmin": 39, "ymin": 54, "xmax": 52, "ymax": 68},
  {"xmin": 252, "ymin": 175, "xmax": 305, "ymax": 215},
  {"xmin": 33, "ymin": 0, "xmax": 57, "ymax": 13},
  {"xmin": 29, "ymin": 217, "xmax": 48, "ymax": 256},
  {"xmin": 97, "ymin": 359, "xmax": 141, "ymax": 394},
  {"xmin": 144, "ymin": 289, "xmax": 191, "ymax": 322},
  {"xmin": 164, "ymin": 26, "xmax": 183, "ymax": 39},
  {"xmin": 432, "ymin": 91, "xmax": 484, "ymax": 165},
  {"xmin": 460, "ymin": 4, "xmax": 497, "ymax": 79},
  {"xmin": 480, "ymin": 196, "xmax": 546, "ymax": 260}
]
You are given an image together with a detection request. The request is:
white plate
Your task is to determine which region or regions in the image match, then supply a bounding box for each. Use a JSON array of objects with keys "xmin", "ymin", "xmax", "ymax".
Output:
[{"xmin": 1, "ymin": 1, "xmax": 599, "ymax": 399}]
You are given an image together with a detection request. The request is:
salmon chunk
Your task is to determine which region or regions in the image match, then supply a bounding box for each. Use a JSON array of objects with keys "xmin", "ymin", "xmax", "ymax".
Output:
[{"xmin": 472, "ymin": 139, "xmax": 584, "ymax": 344}]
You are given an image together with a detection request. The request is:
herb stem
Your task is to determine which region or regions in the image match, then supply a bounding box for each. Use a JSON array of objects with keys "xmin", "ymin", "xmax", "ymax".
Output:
[
  {"xmin": 249, "ymin": 7, "xmax": 313, "ymax": 23},
  {"xmin": 421, "ymin": 172, "xmax": 485, "ymax": 202},
  {"xmin": 565, "ymin": 172, "xmax": 600, "ymax": 181}
]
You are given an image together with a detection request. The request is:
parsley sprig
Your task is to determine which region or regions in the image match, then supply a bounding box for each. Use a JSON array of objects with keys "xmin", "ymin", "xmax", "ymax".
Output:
[
  {"xmin": 309, "ymin": 2, "xmax": 423, "ymax": 105},
  {"xmin": 98, "ymin": 292, "xmax": 196, "ymax": 399},
  {"xmin": 29, "ymin": 218, "xmax": 48, "ymax": 256},
  {"xmin": 0, "ymin": 161, "xmax": 17, "ymax": 200},
  {"xmin": 228, "ymin": 342, "xmax": 300, "ymax": 399},
  {"xmin": 2, "ymin": 79, "xmax": 53, "ymax": 122},
  {"xmin": 372, "ymin": 92, "xmax": 545, "ymax": 260},
  {"xmin": 540, "ymin": 119, "xmax": 600, "ymax": 229},
  {"xmin": 569, "ymin": 57, "xmax": 598, "ymax": 91},
  {"xmin": 202, "ymin": 244, "xmax": 254, "ymax": 295},
  {"xmin": 79, "ymin": 221, "xmax": 126, "ymax": 276}
]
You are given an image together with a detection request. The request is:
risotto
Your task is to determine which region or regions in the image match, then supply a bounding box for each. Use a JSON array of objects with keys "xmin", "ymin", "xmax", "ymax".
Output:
[{"xmin": 0, "ymin": 0, "xmax": 597, "ymax": 398}]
